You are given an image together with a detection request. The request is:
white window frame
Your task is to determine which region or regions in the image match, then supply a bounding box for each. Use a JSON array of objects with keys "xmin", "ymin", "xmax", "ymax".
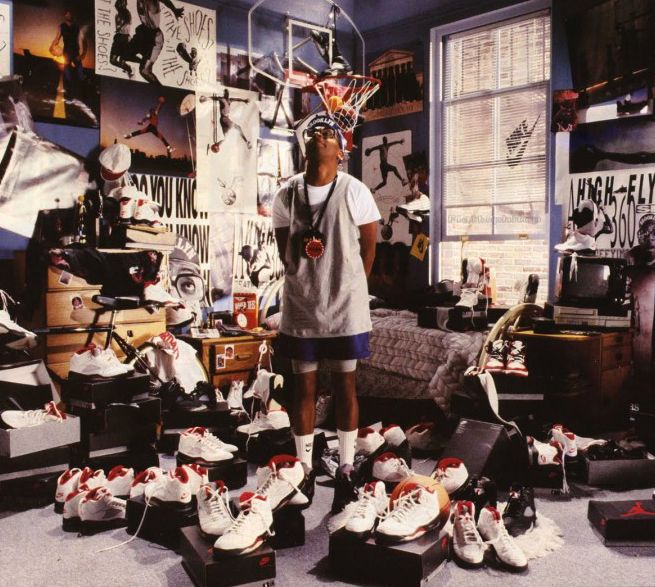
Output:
[{"xmin": 429, "ymin": 0, "xmax": 552, "ymax": 278}]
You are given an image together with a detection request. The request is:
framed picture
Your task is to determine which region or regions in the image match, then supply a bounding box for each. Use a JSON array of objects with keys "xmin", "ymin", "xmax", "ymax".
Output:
[{"xmin": 0, "ymin": 0, "xmax": 12, "ymax": 77}]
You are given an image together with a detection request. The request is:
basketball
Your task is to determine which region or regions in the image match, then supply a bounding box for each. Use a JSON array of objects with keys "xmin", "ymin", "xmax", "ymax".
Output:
[
  {"xmin": 390, "ymin": 474, "xmax": 451, "ymax": 529},
  {"xmin": 328, "ymin": 95, "xmax": 344, "ymax": 112},
  {"xmin": 49, "ymin": 42, "xmax": 63, "ymax": 58}
]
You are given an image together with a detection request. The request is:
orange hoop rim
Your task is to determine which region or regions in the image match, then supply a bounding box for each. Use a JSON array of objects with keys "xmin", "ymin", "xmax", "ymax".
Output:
[{"xmin": 301, "ymin": 73, "xmax": 382, "ymax": 95}]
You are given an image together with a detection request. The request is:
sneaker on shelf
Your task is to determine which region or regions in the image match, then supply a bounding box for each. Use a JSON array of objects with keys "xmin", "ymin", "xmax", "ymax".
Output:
[
  {"xmin": 78, "ymin": 486, "xmax": 127, "ymax": 534},
  {"xmin": 344, "ymin": 481, "xmax": 388, "ymax": 539},
  {"xmin": 372, "ymin": 452, "xmax": 413, "ymax": 483},
  {"xmin": 69, "ymin": 344, "xmax": 133, "ymax": 379},
  {"xmin": 355, "ymin": 427, "xmax": 387, "ymax": 458},
  {"xmin": 133, "ymin": 197, "xmax": 162, "ymax": 226},
  {"xmin": 243, "ymin": 369, "xmax": 284, "ymax": 406},
  {"xmin": 213, "ymin": 493, "xmax": 273, "ymax": 557},
  {"xmin": 405, "ymin": 422, "xmax": 441, "ymax": 453},
  {"xmin": 314, "ymin": 393, "xmax": 333, "ymax": 427},
  {"xmin": 0, "ymin": 290, "xmax": 37, "ymax": 350},
  {"xmin": 129, "ymin": 466, "xmax": 164, "ymax": 498},
  {"xmin": 178, "ymin": 426, "xmax": 236, "ymax": 465},
  {"xmin": 484, "ymin": 340, "xmax": 508, "ymax": 373},
  {"xmin": 255, "ymin": 454, "xmax": 307, "ymax": 511},
  {"xmin": 431, "ymin": 457, "xmax": 469, "ymax": 495},
  {"xmin": 502, "ymin": 484, "xmax": 536, "ymax": 537},
  {"xmin": 549, "ymin": 424, "xmax": 578, "ymax": 458},
  {"xmin": 331, "ymin": 464, "xmax": 359, "ymax": 515},
  {"xmin": 105, "ymin": 466, "xmax": 134, "ymax": 498},
  {"xmin": 1, "ymin": 401, "xmax": 66, "ymax": 429},
  {"xmin": 197, "ymin": 481, "xmax": 235, "ymax": 539},
  {"xmin": 236, "ymin": 409, "xmax": 290, "ymax": 435},
  {"xmin": 505, "ymin": 341, "xmax": 528, "ymax": 376},
  {"xmin": 143, "ymin": 281, "xmax": 184, "ymax": 308},
  {"xmin": 455, "ymin": 287, "xmax": 485, "ymax": 309},
  {"xmin": 375, "ymin": 481, "xmax": 443, "ymax": 543},
  {"xmin": 226, "ymin": 380, "xmax": 246, "ymax": 412},
  {"xmin": 380, "ymin": 424, "xmax": 411, "ymax": 464},
  {"xmin": 54, "ymin": 468, "xmax": 83, "ymax": 513},
  {"xmin": 520, "ymin": 273, "xmax": 540, "ymax": 304},
  {"xmin": 478, "ymin": 506, "xmax": 528, "ymax": 572},
  {"xmin": 527, "ymin": 436, "xmax": 563, "ymax": 466},
  {"xmin": 451, "ymin": 500, "xmax": 485, "ymax": 568},
  {"xmin": 554, "ymin": 230, "xmax": 596, "ymax": 253},
  {"xmin": 144, "ymin": 466, "xmax": 194, "ymax": 508}
]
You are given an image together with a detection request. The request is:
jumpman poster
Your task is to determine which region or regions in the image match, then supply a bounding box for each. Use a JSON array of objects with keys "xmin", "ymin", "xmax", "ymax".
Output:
[
  {"xmin": 0, "ymin": 2, "xmax": 10, "ymax": 77},
  {"xmin": 362, "ymin": 130, "xmax": 412, "ymax": 243},
  {"xmin": 94, "ymin": 0, "xmax": 216, "ymax": 91},
  {"xmin": 196, "ymin": 85, "xmax": 259, "ymax": 213},
  {"xmin": 101, "ymin": 76, "xmax": 195, "ymax": 176},
  {"xmin": 12, "ymin": 0, "xmax": 100, "ymax": 127}
]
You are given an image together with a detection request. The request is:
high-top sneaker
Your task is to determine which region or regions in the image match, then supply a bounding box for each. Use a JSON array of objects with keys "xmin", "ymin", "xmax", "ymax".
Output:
[
  {"xmin": 236, "ymin": 409, "xmax": 290, "ymax": 435},
  {"xmin": 376, "ymin": 482, "xmax": 443, "ymax": 543},
  {"xmin": 144, "ymin": 466, "xmax": 193, "ymax": 508},
  {"xmin": 226, "ymin": 380, "xmax": 246, "ymax": 412},
  {"xmin": 372, "ymin": 452, "xmax": 413, "ymax": 483},
  {"xmin": 105, "ymin": 466, "xmax": 134, "ymax": 498},
  {"xmin": 431, "ymin": 457, "xmax": 469, "ymax": 495},
  {"xmin": 380, "ymin": 424, "xmax": 412, "ymax": 464},
  {"xmin": 213, "ymin": 493, "xmax": 273, "ymax": 557},
  {"xmin": 452, "ymin": 475, "xmax": 497, "ymax": 520},
  {"xmin": 55, "ymin": 468, "xmax": 83, "ymax": 513},
  {"xmin": 255, "ymin": 455, "xmax": 307, "ymax": 511},
  {"xmin": 405, "ymin": 422, "xmax": 441, "ymax": 453},
  {"xmin": 478, "ymin": 506, "xmax": 528, "ymax": 572},
  {"xmin": 484, "ymin": 340, "xmax": 508, "ymax": 373},
  {"xmin": 1, "ymin": 401, "xmax": 66, "ymax": 429},
  {"xmin": 63, "ymin": 487, "xmax": 92, "ymax": 532},
  {"xmin": 116, "ymin": 186, "xmax": 139, "ymax": 225},
  {"xmin": 331, "ymin": 464, "xmax": 359, "ymax": 515},
  {"xmin": 197, "ymin": 481, "xmax": 235, "ymax": 539},
  {"xmin": 505, "ymin": 341, "xmax": 528, "ymax": 376},
  {"xmin": 549, "ymin": 424, "xmax": 577, "ymax": 458},
  {"xmin": 527, "ymin": 437, "xmax": 563, "ymax": 466},
  {"xmin": 129, "ymin": 466, "xmax": 164, "ymax": 498},
  {"xmin": 355, "ymin": 427, "xmax": 387, "ymax": 458},
  {"xmin": 78, "ymin": 486, "xmax": 127, "ymax": 534},
  {"xmin": 133, "ymin": 197, "xmax": 162, "ymax": 226},
  {"xmin": 178, "ymin": 426, "xmax": 236, "ymax": 465},
  {"xmin": 243, "ymin": 369, "xmax": 284, "ymax": 405},
  {"xmin": 180, "ymin": 463, "xmax": 209, "ymax": 494},
  {"xmin": 451, "ymin": 500, "xmax": 485, "ymax": 568},
  {"xmin": 502, "ymin": 484, "xmax": 536, "ymax": 537},
  {"xmin": 0, "ymin": 290, "xmax": 37, "ymax": 350},
  {"xmin": 344, "ymin": 481, "xmax": 388, "ymax": 539}
]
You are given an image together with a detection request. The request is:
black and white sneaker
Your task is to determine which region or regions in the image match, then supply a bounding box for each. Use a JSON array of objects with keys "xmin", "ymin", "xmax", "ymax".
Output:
[{"xmin": 502, "ymin": 484, "xmax": 536, "ymax": 537}]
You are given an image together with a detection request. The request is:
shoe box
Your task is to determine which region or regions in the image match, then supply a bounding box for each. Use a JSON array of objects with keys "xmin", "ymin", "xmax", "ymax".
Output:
[
  {"xmin": 588, "ymin": 499, "xmax": 655, "ymax": 544},
  {"xmin": 583, "ymin": 452, "xmax": 655, "ymax": 488},
  {"xmin": 162, "ymin": 404, "xmax": 232, "ymax": 431},
  {"xmin": 269, "ymin": 505, "xmax": 305, "ymax": 549},
  {"xmin": 0, "ymin": 414, "xmax": 81, "ymax": 458},
  {"xmin": 329, "ymin": 526, "xmax": 449, "ymax": 587},
  {"xmin": 126, "ymin": 494, "xmax": 198, "ymax": 549},
  {"xmin": 0, "ymin": 444, "xmax": 72, "ymax": 481},
  {"xmin": 180, "ymin": 525, "xmax": 276, "ymax": 587},
  {"xmin": 0, "ymin": 359, "xmax": 59, "ymax": 405},
  {"xmin": 61, "ymin": 372, "xmax": 150, "ymax": 410},
  {"xmin": 176, "ymin": 453, "xmax": 248, "ymax": 490},
  {"xmin": 235, "ymin": 429, "xmax": 327, "ymax": 466}
]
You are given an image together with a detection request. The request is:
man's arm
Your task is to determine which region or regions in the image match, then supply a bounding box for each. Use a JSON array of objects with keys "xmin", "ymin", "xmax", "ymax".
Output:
[
  {"xmin": 358, "ymin": 221, "xmax": 377, "ymax": 277},
  {"xmin": 161, "ymin": 0, "xmax": 184, "ymax": 19},
  {"xmin": 274, "ymin": 227, "xmax": 289, "ymax": 271}
]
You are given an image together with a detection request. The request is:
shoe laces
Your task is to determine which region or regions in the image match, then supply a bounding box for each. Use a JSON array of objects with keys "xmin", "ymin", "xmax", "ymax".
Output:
[
  {"xmin": 18, "ymin": 408, "xmax": 51, "ymax": 426},
  {"xmin": 228, "ymin": 501, "xmax": 272, "ymax": 536},
  {"xmin": 203, "ymin": 432, "xmax": 229, "ymax": 451},
  {"xmin": 208, "ymin": 488, "xmax": 231, "ymax": 519},
  {"xmin": 351, "ymin": 489, "xmax": 379, "ymax": 520},
  {"xmin": 380, "ymin": 488, "xmax": 421, "ymax": 523},
  {"xmin": 458, "ymin": 513, "xmax": 482, "ymax": 544}
]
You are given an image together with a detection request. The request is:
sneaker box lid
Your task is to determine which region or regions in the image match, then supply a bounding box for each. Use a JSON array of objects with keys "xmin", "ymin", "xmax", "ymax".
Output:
[
  {"xmin": 0, "ymin": 359, "xmax": 59, "ymax": 405},
  {"xmin": 588, "ymin": 499, "xmax": 655, "ymax": 544},
  {"xmin": 0, "ymin": 414, "xmax": 80, "ymax": 458},
  {"xmin": 584, "ymin": 453, "xmax": 655, "ymax": 488}
]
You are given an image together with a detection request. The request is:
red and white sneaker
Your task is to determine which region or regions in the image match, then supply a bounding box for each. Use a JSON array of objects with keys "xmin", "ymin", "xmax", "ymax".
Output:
[
  {"xmin": 78, "ymin": 486, "xmax": 127, "ymax": 534},
  {"xmin": 69, "ymin": 344, "xmax": 133, "ymax": 379},
  {"xmin": 1, "ymin": 401, "xmax": 66, "ymax": 429},
  {"xmin": 55, "ymin": 468, "xmax": 83, "ymax": 513},
  {"xmin": 129, "ymin": 466, "xmax": 164, "ymax": 498},
  {"xmin": 0, "ymin": 289, "xmax": 37, "ymax": 350},
  {"xmin": 549, "ymin": 424, "xmax": 578, "ymax": 458},
  {"xmin": 431, "ymin": 457, "xmax": 469, "ymax": 495},
  {"xmin": 143, "ymin": 281, "xmax": 184, "ymax": 308},
  {"xmin": 197, "ymin": 481, "xmax": 235, "ymax": 539},
  {"xmin": 105, "ymin": 466, "xmax": 135, "ymax": 498},
  {"xmin": 372, "ymin": 452, "xmax": 413, "ymax": 483},
  {"xmin": 527, "ymin": 436, "xmax": 563, "ymax": 466},
  {"xmin": 236, "ymin": 408, "xmax": 290, "ymax": 435},
  {"xmin": 484, "ymin": 340, "xmax": 507, "ymax": 373},
  {"xmin": 380, "ymin": 424, "xmax": 407, "ymax": 450},
  {"xmin": 477, "ymin": 506, "xmax": 528, "ymax": 572},
  {"xmin": 451, "ymin": 500, "xmax": 485, "ymax": 568},
  {"xmin": 505, "ymin": 341, "xmax": 528, "ymax": 376},
  {"xmin": 213, "ymin": 493, "xmax": 273, "ymax": 557},
  {"xmin": 133, "ymin": 197, "xmax": 162, "ymax": 226},
  {"xmin": 78, "ymin": 467, "xmax": 107, "ymax": 490},
  {"xmin": 178, "ymin": 427, "xmax": 236, "ymax": 465},
  {"xmin": 344, "ymin": 481, "xmax": 388, "ymax": 539},
  {"xmin": 254, "ymin": 454, "xmax": 307, "ymax": 511},
  {"xmin": 355, "ymin": 427, "xmax": 386, "ymax": 457},
  {"xmin": 180, "ymin": 463, "xmax": 209, "ymax": 494},
  {"xmin": 62, "ymin": 486, "xmax": 92, "ymax": 532},
  {"xmin": 144, "ymin": 466, "xmax": 194, "ymax": 508}
]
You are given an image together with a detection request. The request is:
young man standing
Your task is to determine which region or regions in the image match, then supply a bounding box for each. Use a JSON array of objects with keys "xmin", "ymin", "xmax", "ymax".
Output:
[{"xmin": 272, "ymin": 114, "xmax": 380, "ymax": 513}]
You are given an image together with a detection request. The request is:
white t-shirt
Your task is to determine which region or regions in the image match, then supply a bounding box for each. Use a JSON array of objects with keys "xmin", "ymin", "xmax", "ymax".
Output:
[{"xmin": 272, "ymin": 172, "xmax": 381, "ymax": 229}]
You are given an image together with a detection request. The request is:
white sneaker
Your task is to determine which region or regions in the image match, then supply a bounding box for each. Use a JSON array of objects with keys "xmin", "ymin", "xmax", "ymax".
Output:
[
  {"xmin": 405, "ymin": 422, "xmax": 440, "ymax": 453},
  {"xmin": 344, "ymin": 481, "xmax": 388, "ymax": 539},
  {"xmin": 380, "ymin": 424, "xmax": 407, "ymax": 450},
  {"xmin": 226, "ymin": 380, "xmax": 246, "ymax": 412},
  {"xmin": 133, "ymin": 197, "xmax": 162, "ymax": 226},
  {"xmin": 431, "ymin": 457, "xmax": 469, "ymax": 495},
  {"xmin": 55, "ymin": 468, "xmax": 83, "ymax": 513},
  {"xmin": 255, "ymin": 454, "xmax": 307, "ymax": 511},
  {"xmin": 213, "ymin": 493, "xmax": 273, "ymax": 557},
  {"xmin": 554, "ymin": 230, "xmax": 596, "ymax": 252},
  {"xmin": 143, "ymin": 281, "xmax": 184, "ymax": 308},
  {"xmin": 180, "ymin": 463, "xmax": 209, "ymax": 494},
  {"xmin": 505, "ymin": 341, "xmax": 528, "ymax": 377},
  {"xmin": 456, "ymin": 287, "xmax": 484, "ymax": 309},
  {"xmin": 129, "ymin": 466, "xmax": 164, "ymax": 498},
  {"xmin": 0, "ymin": 290, "xmax": 37, "ymax": 350},
  {"xmin": 78, "ymin": 467, "xmax": 107, "ymax": 490},
  {"xmin": 178, "ymin": 427, "xmax": 236, "ymax": 464},
  {"xmin": 478, "ymin": 505, "xmax": 528, "ymax": 572},
  {"xmin": 78, "ymin": 486, "xmax": 127, "ymax": 532},
  {"xmin": 243, "ymin": 369, "xmax": 284, "ymax": 405},
  {"xmin": 375, "ymin": 482, "xmax": 442, "ymax": 543},
  {"xmin": 197, "ymin": 481, "xmax": 235, "ymax": 539},
  {"xmin": 69, "ymin": 345, "xmax": 132, "ymax": 379},
  {"xmin": 451, "ymin": 500, "xmax": 485, "ymax": 568},
  {"xmin": 549, "ymin": 424, "xmax": 577, "ymax": 458},
  {"xmin": 144, "ymin": 466, "xmax": 194, "ymax": 507},
  {"xmin": 372, "ymin": 452, "xmax": 413, "ymax": 482},
  {"xmin": 355, "ymin": 427, "xmax": 386, "ymax": 456},
  {"xmin": 115, "ymin": 185, "xmax": 140, "ymax": 224},
  {"xmin": 105, "ymin": 466, "xmax": 134, "ymax": 497},
  {"xmin": 484, "ymin": 340, "xmax": 507, "ymax": 373},
  {"xmin": 236, "ymin": 409, "xmax": 290, "ymax": 435},
  {"xmin": 62, "ymin": 487, "xmax": 91, "ymax": 531},
  {"xmin": 1, "ymin": 401, "xmax": 66, "ymax": 429}
]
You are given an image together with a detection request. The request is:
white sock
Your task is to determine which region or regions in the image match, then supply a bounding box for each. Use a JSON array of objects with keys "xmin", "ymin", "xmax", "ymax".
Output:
[
  {"xmin": 337, "ymin": 428, "xmax": 357, "ymax": 467},
  {"xmin": 294, "ymin": 433, "xmax": 314, "ymax": 471}
]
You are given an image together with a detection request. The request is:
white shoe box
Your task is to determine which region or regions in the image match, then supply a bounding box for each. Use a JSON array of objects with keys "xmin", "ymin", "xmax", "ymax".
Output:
[{"xmin": 0, "ymin": 414, "xmax": 80, "ymax": 458}]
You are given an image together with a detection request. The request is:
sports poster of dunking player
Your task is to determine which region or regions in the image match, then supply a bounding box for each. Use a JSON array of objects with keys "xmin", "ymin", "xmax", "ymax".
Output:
[
  {"xmin": 94, "ymin": 0, "xmax": 216, "ymax": 91},
  {"xmin": 12, "ymin": 0, "xmax": 100, "ymax": 127}
]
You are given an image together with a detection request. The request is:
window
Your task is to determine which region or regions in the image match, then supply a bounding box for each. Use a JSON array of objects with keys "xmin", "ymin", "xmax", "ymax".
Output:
[{"xmin": 434, "ymin": 7, "xmax": 550, "ymax": 239}]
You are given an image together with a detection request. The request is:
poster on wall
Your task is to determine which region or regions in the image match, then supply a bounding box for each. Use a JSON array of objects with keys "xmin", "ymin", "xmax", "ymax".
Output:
[
  {"xmin": 101, "ymin": 77, "xmax": 195, "ymax": 177},
  {"xmin": 12, "ymin": 0, "xmax": 99, "ymax": 127},
  {"xmin": 94, "ymin": 0, "xmax": 216, "ymax": 91},
  {"xmin": 0, "ymin": 1, "xmax": 11, "ymax": 77},
  {"xmin": 364, "ymin": 45, "xmax": 423, "ymax": 122},
  {"xmin": 257, "ymin": 139, "xmax": 296, "ymax": 216},
  {"xmin": 196, "ymin": 85, "xmax": 259, "ymax": 213},
  {"xmin": 0, "ymin": 75, "xmax": 34, "ymax": 137},
  {"xmin": 209, "ymin": 211, "xmax": 235, "ymax": 309},
  {"xmin": 362, "ymin": 130, "xmax": 412, "ymax": 243}
]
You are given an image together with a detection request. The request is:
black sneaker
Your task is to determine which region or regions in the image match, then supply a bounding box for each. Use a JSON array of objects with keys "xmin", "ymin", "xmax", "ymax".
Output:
[
  {"xmin": 502, "ymin": 484, "xmax": 536, "ymax": 536},
  {"xmin": 298, "ymin": 469, "xmax": 317, "ymax": 508},
  {"xmin": 331, "ymin": 465, "xmax": 358, "ymax": 515}
]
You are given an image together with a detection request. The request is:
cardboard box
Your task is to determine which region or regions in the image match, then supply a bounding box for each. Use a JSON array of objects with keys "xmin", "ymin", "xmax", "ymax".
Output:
[
  {"xmin": 584, "ymin": 454, "xmax": 655, "ymax": 488},
  {"xmin": 588, "ymin": 499, "xmax": 655, "ymax": 545},
  {"xmin": 61, "ymin": 372, "xmax": 150, "ymax": 409},
  {"xmin": 0, "ymin": 414, "xmax": 80, "ymax": 458}
]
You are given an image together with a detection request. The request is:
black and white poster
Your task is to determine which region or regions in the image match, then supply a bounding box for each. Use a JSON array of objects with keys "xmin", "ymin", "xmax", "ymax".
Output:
[
  {"xmin": 0, "ymin": 1, "xmax": 11, "ymax": 77},
  {"xmin": 257, "ymin": 139, "xmax": 296, "ymax": 216},
  {"xmin": 95, "ymin": 0, "xmax": 216, "ymax": 91}
]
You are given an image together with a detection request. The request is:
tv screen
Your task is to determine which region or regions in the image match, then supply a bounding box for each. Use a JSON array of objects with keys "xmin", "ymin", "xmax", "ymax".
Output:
[
  {"xmin": 559, "ymin": 256, "xmax": 627, "ymax": 308},
  {"xmin": 563, "ymin": 263, "xmax": 611, "ymax": 299}
]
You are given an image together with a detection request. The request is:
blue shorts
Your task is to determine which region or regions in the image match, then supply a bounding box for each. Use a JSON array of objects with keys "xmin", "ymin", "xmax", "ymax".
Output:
[{"xmin": 276, "ymin": 332, "xmax": 370, "ymax": 362}]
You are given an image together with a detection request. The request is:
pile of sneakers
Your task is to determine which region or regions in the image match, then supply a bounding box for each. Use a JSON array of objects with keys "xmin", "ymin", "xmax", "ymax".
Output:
[
  {"xmin": 484, "ymin": 339, "xmax": 528, "ymax": 376},
  {"xmin": 177, "ymin": 426, "xmax": 238, "ymax": 466},
  {"xmin": 0, "ymin": 289, "xmax": 37, "ymax": 351},
  {"xmin": 0, "ymin": 401, "xmax": 67, "ymax": 429},
  {"xmin": 68, "ymin": 344, "xmax": 134, "ymax": 379}
]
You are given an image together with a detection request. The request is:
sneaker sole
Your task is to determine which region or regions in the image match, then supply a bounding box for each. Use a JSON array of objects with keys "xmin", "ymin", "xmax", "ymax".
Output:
[
  {"xmin": 488, "ymin": 545, "xmax": 528, "ymax": 573},
  {"xmin": 62, "ymin": 516, "xmax": 81, "ymax": 532},
  {"xmin": 213, "ymin": 535, "xmax": 267, "ymax": 559},
  {"xmin": 450, "ymin": 539, "xmax": 485, "ymax": 569},
  {"xmin": 177, "ymin": 451, "xmax": 234, "ymax": 466}
]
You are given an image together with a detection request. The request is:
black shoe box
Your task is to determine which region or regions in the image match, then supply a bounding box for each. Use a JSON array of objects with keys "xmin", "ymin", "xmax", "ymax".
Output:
[
  {"xmin": 180, "ymin": 525, "xmax": 276, "ymax": 587},
  {"xmin": 527, "ymin": 463, "xmax": 565, "ymax": 489},
  {"xmin": 71, "ymin": 444, "xmax": 159, "ymax": 474},
  {"xmin": 588, "ymin": 499, "xmax": 655, "ymax": 544},
  {"xmin": 176, "ymin": 454, "xmax": 248, "ymax": 490},
  {"xmin": 126, "ymin": 494, "xmax": 198, "ymax": 549},
  {"xmin": 236, "ymin": 430, "xmax": 327, "ymax": 466},
  {"xmin": 583, "ymin": 453, "xmax": 655, "ymax": 488},
  {"xmin": 270, "ymin": 506, "xmax": 305, "ymax": 549},
  {"xmin": 62, "ymin": 373, "xmax": 150, "ymax": 408},
  {"xmin": 0, "ymin": 444, "xmax": 73, "ymax": 479},
  {"xmin": 162, "ymin": 403, "xmax": 231, "ymax": 431},
  {"xmin": 329, "ymin": 527, "xmax": 449, "ymax": 587}
]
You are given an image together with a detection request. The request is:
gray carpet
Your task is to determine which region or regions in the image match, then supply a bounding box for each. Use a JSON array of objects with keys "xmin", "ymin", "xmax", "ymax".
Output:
[{"xmin": 1, "ymin": 455, "xmax": 654, "ymax": 587}]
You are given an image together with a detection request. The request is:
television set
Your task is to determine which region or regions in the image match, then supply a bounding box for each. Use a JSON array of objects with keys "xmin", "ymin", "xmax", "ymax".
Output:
[{"xmin": 557, "ymin": 256, "xmax": 627, "ymax": 311}]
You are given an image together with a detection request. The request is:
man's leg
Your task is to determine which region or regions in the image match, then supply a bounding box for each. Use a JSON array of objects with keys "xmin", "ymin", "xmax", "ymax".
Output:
[
  {"xmin": 291, "ymin": 360, "xmax": 318, "ymax": 473},
  {"xmin": 124, "ymin": 127, "xmax": 149, "ymax": 139},
  {"xmin": 139, "ymin": 29, "xmax": 163, "ymax": 85}
]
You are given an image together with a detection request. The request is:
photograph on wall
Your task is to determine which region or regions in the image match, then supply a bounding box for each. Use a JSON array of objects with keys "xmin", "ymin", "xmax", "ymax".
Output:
[
  {"xmin": 551, "ymin": 89, "xmax": 579, "ymax": 132},
  {"xmin": 233, "ymin": 214, "xmax": 283, "ymax": 294},
  {"xmin": 0, "ymin": 1, "xmax": 11, "ymax": 77},
  {"xmin": 101, "ymin": 76, "xmax": 195, "ymax": 176},
  {"xmin": 95, "ymin": 0, "xmax": 216, "ymax": 91},
  {"xmin": 13, "ymin": 0, "xmax": 99, "ymax": 127},
  {"xmin": 616, "ymin": 87, "xmax": 652, "ymax": 118},
  {"xmin": 0, "ymin": 75, "xmax": 35, "ymax": 137},
  {"xmin": 196, "ymin": 85, "xmax": 259, "ymax": 213},
  {"xmin": 209, "ymin": 211, "xmax": 235, "ymax": 309},
  {"xmin": 257, "ymin": 138, "xmax": 296, "ymax": 216},
  {"xmin": 362, "ymin": 130, "xmax": 412, "ymax": 243},
  {"xmin": 216, "ymin": 45, "xmax": 278, "ymax": 96},
  {"xmin": 364, "ymin": 44, "xmax": 423, "ymax": 122}
]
